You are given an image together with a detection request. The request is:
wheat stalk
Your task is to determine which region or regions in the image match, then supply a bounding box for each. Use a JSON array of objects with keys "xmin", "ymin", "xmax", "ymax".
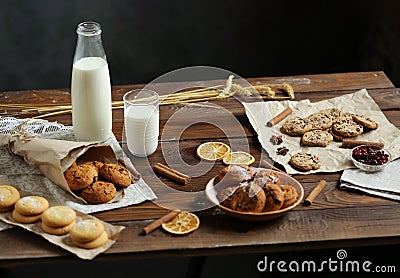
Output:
[{"xmin": 0, "ymin": 77, "xmax": 294, "ymax": 119}]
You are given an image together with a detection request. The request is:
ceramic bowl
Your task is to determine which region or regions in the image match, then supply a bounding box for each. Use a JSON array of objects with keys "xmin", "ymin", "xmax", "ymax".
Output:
[{"xmin": 205, "ymin": 170, "xmax": 304, "ymax": 221}]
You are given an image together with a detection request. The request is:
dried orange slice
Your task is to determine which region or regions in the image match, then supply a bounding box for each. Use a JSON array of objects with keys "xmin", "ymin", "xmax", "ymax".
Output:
[
  {"xmin": 196, "ymin": 142, "xmax": 230, "ymax": 161},
  {"xmin": 161, "ymin": 212, "xmax": 200, "ymax": 235},
  {"xmin": 223, "ymin": 151, "xmax": 255, "ymax": 165}
]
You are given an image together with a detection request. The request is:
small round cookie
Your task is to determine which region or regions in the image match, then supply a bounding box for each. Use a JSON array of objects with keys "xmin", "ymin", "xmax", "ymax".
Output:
[
  {"xmin": 71, "ymin": 231, "xmax": 108, "ymax": 249},
  {"xmin": 263, "ymin": 184, "xmax": 284, "ymax": 212},
  {"xmin": 281, "ymin": 117, "xmax": 313, "ymax": 136},
  {"xmin": 289, "ymin": 152, "xmax": 321, "ymax": 171},
  {"xmin": 99, "ymin": 163, "xmax": 131, "ymax": 188},
  {"xmin": 69, "ymin": 219, "xmax": 105, "ymax": 243},
  {"xmin": 41, "ymin": 220, "xmax": 76, "ymax": 235},
  {"xmin": 80, "ymin": 181, "xmax": 117, "ymax": 204},
  {"xmin": 352, "ymin": 114, "xmax": 378, "ymax": 130},
  {"xmin": 64, "ymin": 163, "xmax": 98, "ymax": 191},
  {"xmin": 319, "ymin": 108, "xmax": 343, "ymax": 123},
  {"xmin": 301, "ymin": 130, "xmax": 333, "ymax": 147},
  {"xmin": 332, "ymin": 118, "xmax": 363, "ymax": 138},
  {"xmin": 280, "ymin": 185, "xmax": 298, "ymax": 208},
  {"xmin": 230, "ymin": 184, "xmax": 266, "ymax": 213},
  {"xmin": 41, "ymin": 206, "xmax": 76, "ymax": 228},
  {"xmin": 14, "ymin": 196, "xmax": 49, "ymax": 216},
  {"xmin": 0, "ymin": 185, "xmax": 20, "ymax": 212},
  {"xmin": 306, "ymin": 113, "xmax": 333, "ymax": 130},
  {"xmin": 12, "ymin": 209, "xmax": 42, "ymax": 224}
]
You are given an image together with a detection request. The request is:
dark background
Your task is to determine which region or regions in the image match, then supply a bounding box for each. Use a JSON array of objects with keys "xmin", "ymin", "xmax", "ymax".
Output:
[
  {"xmin": 1, "ymin": 0, "xmax": 400, "ymax": 277},
  {"xmin": 1, "ymin": 0, "xmax": 400, "ymax": 92}
]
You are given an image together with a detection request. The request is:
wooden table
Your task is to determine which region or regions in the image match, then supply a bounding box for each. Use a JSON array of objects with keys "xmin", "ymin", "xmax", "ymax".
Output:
[{"xmin": 1, "ymin": 71, "xmax": 400, "ymax": 266}]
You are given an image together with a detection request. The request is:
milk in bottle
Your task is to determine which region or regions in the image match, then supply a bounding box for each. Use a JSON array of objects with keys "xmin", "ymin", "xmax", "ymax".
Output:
[{"xmin": 71, "ymin": 22, "xmax": 112, "ymax": 141}]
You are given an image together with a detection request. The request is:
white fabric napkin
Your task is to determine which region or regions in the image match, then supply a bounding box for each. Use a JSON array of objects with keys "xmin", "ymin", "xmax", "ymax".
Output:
[{"xmin": 340, "ymin": 158, "xmax": 400, "ymax": 201}]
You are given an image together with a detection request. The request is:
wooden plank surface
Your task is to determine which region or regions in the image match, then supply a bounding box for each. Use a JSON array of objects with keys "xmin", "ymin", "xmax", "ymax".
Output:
[{"xmin": 0, "ymin": 71, "xmax": 399, "ymax": 263}]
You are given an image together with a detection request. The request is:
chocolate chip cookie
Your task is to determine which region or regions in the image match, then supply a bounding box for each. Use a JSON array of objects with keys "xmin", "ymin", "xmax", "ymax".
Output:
[
  {"xmin": 306, "ymin": 112, "xmax": 333, "ymax": 130},
  {"xmin": 352, "ymin": 114, "xmax": 378, "ymax": 130},
  {"xmin": 289, "ymin": 152, "xmax": 321, "ymax": 171},
  {"xmin": 82, "ymin": 161, "xmax": 104, "ymax": 172},
  {"xmin": 262, "ymin": 184, "xmax": 284, "ymax": 212},
  {"xmin": 319, "ymin": 108, "xmax": 343, "ymax": 123},
  {"xmin": 280, "ymin": 185, "xmax": 298, "ymax": 209},
  {"xmin": 230, "ymin": 184, "xmax": 266, "ymax": 213},
  {"xmin": 80, "ymin": 181, "xmax": 117, "ymax": 204},
  {"xmin": 99, "ymin": 163, "xmax": 131, "ymax": 188},
  {"xmin": 328, "ymin": 127, "xmax": 358, "ymax": 142},
  {"xmin": 301, "ymin": 130, "xmax": 333, "ymax": 147},
  {"xmin": 64, "ymin": 163, "xmax": 98, "ymax": 191},
  {"xmin": 332, "ymin": 118, "xmax": 364, "ymax": 138},
  {"xmin": 281, "ymin": 117, "xmax": 313, "ymax": 136}
]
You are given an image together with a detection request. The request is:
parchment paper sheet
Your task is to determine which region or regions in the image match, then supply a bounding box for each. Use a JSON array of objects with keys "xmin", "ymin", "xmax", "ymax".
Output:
[
  {"xmin": 0, "ymin": 190, "xmax": 125, "ymax": 260},
  {"xmin": 243, "ymin": 89, "xmax": 400, "ymax": 174}
]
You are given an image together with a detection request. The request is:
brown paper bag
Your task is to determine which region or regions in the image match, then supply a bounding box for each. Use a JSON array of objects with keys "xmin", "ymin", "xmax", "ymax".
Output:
[{"xmin": 0, "ymin": 133, "xmax": 124, "ymax": 203}]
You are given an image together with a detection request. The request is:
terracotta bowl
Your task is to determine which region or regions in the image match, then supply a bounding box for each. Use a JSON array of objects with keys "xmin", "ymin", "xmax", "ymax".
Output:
[{"xmin": 205, "ymin": 170, "xmax": 304, "ymax": 221}]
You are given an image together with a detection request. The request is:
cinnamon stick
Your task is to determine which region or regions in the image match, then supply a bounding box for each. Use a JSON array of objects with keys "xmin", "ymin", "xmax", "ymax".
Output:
[
  {"xmin": 261, "ymin": 159, "xmax": 290, "ymax": 175},
  {"xmin": 142, "ymin": 210, "xmax": 181, "ymax": 235},
  {"xmin": 303, "ymin": 180, "xmax": 327, "ymax": 206},
  {"xmin": 341, "ymin": 139, "xmax": 384, "ymax": 149},
  {"xmin": 266, "ymin": 107, "xmax": 293, "ymax": 127},
  {"xmin": 153, "ymin": 163, "xmax": 191, "ymax": 185},
  {"xmin": 118, "ymin": 158, "xmax": 141, "ymax": 182}
]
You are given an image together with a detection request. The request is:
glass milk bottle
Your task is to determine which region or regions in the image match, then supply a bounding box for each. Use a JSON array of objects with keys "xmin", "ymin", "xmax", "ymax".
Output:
[{"xmin": 71, "ymin": 21, "xmax": 112, "ymax": 141}]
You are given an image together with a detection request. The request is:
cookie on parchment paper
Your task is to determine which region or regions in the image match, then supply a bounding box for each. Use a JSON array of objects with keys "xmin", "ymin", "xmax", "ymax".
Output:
[
  {"xmin": 289, "ymin": 152, "xmax": 321, "ymax": 172},
  {"xmin": 69, "ymin": 219, "xmax": 108, "ymax": 249},
  {"xmin": 306, "ymin": 112, "xmax": 333, "ymax": 130},
  {"xmin": 301, "ymin": 130, "xmax": 333, "ymax": 147},
  {"xmin": 281, "ymin": 117, "xmax": 313, "ymax": 136},
  {"xmin": 352, "ymin": 114, "xmax": 378, "ymax": 130},
  {"xmin": 0, "ymin": 185, "xmax": 20, "ymax": 212},
  {"xmin": 332, "ymin": 118, "xmax": 364, "ymax": 138},
  {"xmin": 319, "ymin": 108, "xmax": 343, "ymax": 123}
]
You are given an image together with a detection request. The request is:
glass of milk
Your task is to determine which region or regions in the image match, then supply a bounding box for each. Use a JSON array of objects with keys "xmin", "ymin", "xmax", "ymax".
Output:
[{"xmin": 123, "ymin": 89, "xmax": 160, "ymax": 157}]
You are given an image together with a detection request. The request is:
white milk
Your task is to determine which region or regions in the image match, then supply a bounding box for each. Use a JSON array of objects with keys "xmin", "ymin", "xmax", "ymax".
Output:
[
  {"xmin": 125, "ymin": 105, "xmax": 159, "ymax": 156},
  {"xmin": 71, "ymin": 57, "xmax": 112, "ymax": 141}
]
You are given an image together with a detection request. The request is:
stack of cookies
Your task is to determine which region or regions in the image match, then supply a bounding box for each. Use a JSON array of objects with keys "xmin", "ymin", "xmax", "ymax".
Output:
[
  {"xmin": 216, "ymin": 165, "xmax": 298, "ymax": 213},
  {"xmin": 69, "ymin": 219, "xmax": 108, "ymax": 249},
  {"xmin": 1, "ymin": 184, "xmax": 112, "ymax": 250},
  {"xmin": 281, "ymin": 108, "xmax": 378, "ymax": 146},
  {"xmin": 0, "ymin": 185, "xmax": 20, "ymax": 212},
  {"xmin": 64, "ymin": 161, "xmax": 132, "ymax": 204},
  {"xmin": 41, "ymin": 206, "xmax": 77, "ymax": 235},
  {"xmin": 12, "ymin": 196, "xmax": 49, "ymax": 224},
  {"xmin": 280, "ymin": 108, "xmax": 379, "ymax": 171}
]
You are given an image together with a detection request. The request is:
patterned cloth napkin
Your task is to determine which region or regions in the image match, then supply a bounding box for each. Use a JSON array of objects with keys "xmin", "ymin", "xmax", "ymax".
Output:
[
  {"xmin": 0, "ymin": 116, "xmax": 157, "ymax": 231},
  {"xmin": 340, "ymin": 158, "xmax": 400, "ymax": 201}
]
